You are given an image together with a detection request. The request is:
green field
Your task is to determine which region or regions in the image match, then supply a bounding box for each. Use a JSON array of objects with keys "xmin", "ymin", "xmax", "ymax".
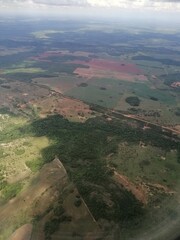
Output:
[{"xmin": 111, "ymin": 143, "xmax": 180, "ymax": 188}]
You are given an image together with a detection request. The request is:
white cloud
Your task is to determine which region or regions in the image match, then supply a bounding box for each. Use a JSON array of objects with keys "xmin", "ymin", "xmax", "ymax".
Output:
[
  {"xmin": 0, "ymin": 0, "xmax": 180, "ymax": 11},
  {"xmin": 34, "ymin": 0, "xmax": 88, "ymax": 6},
  {"xmin": 86, "ymin": 0, "xmax": 180, "ymax": 10}
]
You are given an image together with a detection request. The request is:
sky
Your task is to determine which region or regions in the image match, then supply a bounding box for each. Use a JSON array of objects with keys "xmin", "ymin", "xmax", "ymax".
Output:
[
  {"xmin": 0, "ymin": 0, "xmax": 180, "ymax": 21},
  {"xmin": 0, "ymin": 0, "xmax": 180, "ymax": 11}
]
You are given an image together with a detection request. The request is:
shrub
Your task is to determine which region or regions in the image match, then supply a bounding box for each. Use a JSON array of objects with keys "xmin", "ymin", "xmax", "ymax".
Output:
[
  {"xmin": 2, "ymin": 182, "xmax": 23, "ymax": 200},
  {"xmin": 26, "ymin": 158, "xmax": 44, "ymax": 172},
  {"xmin": 74, "ymin": 198, "xmax": 82, "ymax": 207},
  {"xmin": 125, "ymin": 96, "xmax": 140, "ymax": 106}
]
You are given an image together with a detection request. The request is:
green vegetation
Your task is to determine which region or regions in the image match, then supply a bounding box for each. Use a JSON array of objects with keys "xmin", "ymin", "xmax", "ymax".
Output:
[
  {"xmin": 29, "ymin": 114, "xmax": 179, "ymax": 233},
  {"xmin": 3, "ymin": 67, "xmax": 45, "ymax": 74},
  {"xmin": 66, "ymin": 83, "xmax": 121, "ymax": 108},
  {"xmin": 26, "ymin": 158, "xmax": 44, "ymax": 172},
  {"xmin": 149, "ymin": 96, "xmax": 158, "ymax": 101},
  {"xmin": 78, "ymin": 83, "xmax": 88, "ymax": 87},
  {"xmin": 74, "ymin": 198, "xmax": 82, "ymax": 207},
  {"xmin": 125, "ymin": 96, "xmax": 140, "ymax": 106},
  {"xmin": 15, "ymin": 149, "xmax": 25, "ymax": 155},
  {"xmin": 132, "ymin": 55, "xmax": 180, "ymax": 67},
  {"xmin": 160, "ymin": 73, "xmax": 180, "ymax": 87},
  {"xmin": 2, "ymin": 182, "xmax": 23, "ymax": 200},
  {"xmin": 3, "ymin": 72, "xmax": 57, "ymax": 83},
  {"xmin": 0, "ymin": 107, "xmax": 14, "ymax": 115},
  {"xmin": 175, "ymin": 108, "xmax": 180, "ymax": 116},
  {"xmin": 35, "ymin": 61, "xmax": 88, "ymax": 75},
  {"xmin": 0, "ymin": 166, "xmax": 7, "ymax": 190},
  {"xmin": 112, "ymin": 143, "xmax": 180, "ymax": 186},
  {"xmin": 44, "ymin": 205, "xmax": 71, "ymax": 239}
]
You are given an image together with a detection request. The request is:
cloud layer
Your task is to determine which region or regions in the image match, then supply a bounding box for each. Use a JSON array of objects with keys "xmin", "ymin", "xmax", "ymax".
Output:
[{"xmin": 0, "ymin": 0, "xmax": 180, "ymax": 11}]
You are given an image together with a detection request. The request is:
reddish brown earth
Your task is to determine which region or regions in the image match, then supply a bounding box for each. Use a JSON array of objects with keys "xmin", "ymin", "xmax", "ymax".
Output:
[
  {"xmin": 113, "ymin": 171, "xmax": 148, "ymax": 205},
  {"xmin": 86, "ymin": 58, "xmax": 143, "ymax": 74},
  {"xmin": 72, "ymin": 58, "xmax": 147, "ymax": 81},
  {"xmin": 171, "ymin": 81, "xmax": 180, "ymax": 88},
  {"xmin": 33, "ymin": 93, "xmax": 95, "ymax": 122},
  {"xmin": 73, "ymin": 58, "xmax": 143, "ymax": 74},
  {"xmin": 113, "ymin": 171, "xmax": 176, "ymax": 205}
]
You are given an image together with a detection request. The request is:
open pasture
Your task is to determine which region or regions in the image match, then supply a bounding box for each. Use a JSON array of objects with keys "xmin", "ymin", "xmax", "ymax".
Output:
[
  {"xmin": 111, "ymin": 143, "xmax": 180, "ymax": 189},
  {"xmin": 0, "ymin": 114, "xmax": 50, "ymax": 184},
  {"xmin": 32, "ymin": 74, "xmax": 86, "ymax": 94}
]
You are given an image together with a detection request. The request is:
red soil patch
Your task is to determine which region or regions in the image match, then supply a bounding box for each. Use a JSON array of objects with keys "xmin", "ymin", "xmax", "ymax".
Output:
[
  {"xmin": 73, "ymin": 58, "xmax": 143, "ymax": 74},
  {"xmin": 89, "ymin": 59, "xmax": 143, "ymax": 74},
  {"xmin": 73, "ymin": 58, "xmax": 147, "ymax": 81},
  {"xmin": 113, "ymin": 171, "xmax": 175, "ymax": 205},
  {"xmin": 113, "ymin": 171, "xmax": 148, "ymax": 205},
  {"xmin": 171, "ymin": 81, "xmax": 180, "ymax": 88},
  {"xmin": 33, "ymin": 94, "xmax": 94, "ymax": 122}
]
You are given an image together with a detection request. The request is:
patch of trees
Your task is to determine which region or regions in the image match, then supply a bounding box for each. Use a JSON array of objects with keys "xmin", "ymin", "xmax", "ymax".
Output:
[
  {"xmin": 0, "ymin": 84, "xmax": 11, "ymax": 89},
  {"xmin": 74, "ymin": 198, "xmax": 82, "ymax": 207},
  {"xmin": 0, "ymin": 51, "xmax": 35, "ymax": 68},
  {"xmin": 149, "ymin": 96, "xmax": 158, "ymax": 101},
  {"xmin": 132, "ymin": 55, "xmax": 180, "ymax": 67},
  {"xmin": 175, "ymin": 108, "xmax": 180, "ymax": 117},
  {"xmin": 4, "ymin": 72, "xmax": 57, "ymax": 83},
  {"xmin": 35, "ymin": 60, "xmax": 88, "ymax": 75},
  {"xmin": 44, "ymin": 204, "xmax": 72, "ymax": 239},
  {"xmin": 79, "ymin": 181, "xmax": 144, "ymax": 223},
  {"xmin": 78, "ymin": 83, "xmax": 88, "ymax": 87},
  {"xmin": 100, "ymin": 87, "xmax": 107, "ymax": 90},
  {"xmin": 160, "ymin": 73, "xmax": 180, "ymax": 87},
  {"xmin": 0, "ymin": 107, "xmax": 13, "ymax": 115},
  {"xmin": 125, "ymin": 96, "xmax": 140, "ymax": 107},
  {"xmin": 0, "ymin": 167, "xmax": 7, "ymax": 191},
  {"xmin": 177, "ymin": 150, "xmax": 180, "ymax": 164}
]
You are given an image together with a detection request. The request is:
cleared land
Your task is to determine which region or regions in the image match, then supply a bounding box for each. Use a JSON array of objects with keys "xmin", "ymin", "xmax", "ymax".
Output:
[{"xmin": 0, "ymin": 20, "xmax": 180, "ymax": 240}]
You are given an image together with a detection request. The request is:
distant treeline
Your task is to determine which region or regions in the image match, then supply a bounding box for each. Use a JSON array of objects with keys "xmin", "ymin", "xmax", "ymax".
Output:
[{"xmin": 132, "ymin": 55, "xmax": 180, "ymax": 67}]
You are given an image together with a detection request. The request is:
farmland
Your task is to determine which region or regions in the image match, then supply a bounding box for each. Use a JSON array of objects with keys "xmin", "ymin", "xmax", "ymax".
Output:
[{"xmin": 0, "ymin": 17, "xmax": 180, "ymax": 240}]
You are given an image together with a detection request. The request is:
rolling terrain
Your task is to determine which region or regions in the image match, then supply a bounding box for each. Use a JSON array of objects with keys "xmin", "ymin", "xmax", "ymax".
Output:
[{"xmin": 0, "ymin": 18, "xmax": 180, "ymax": 240}]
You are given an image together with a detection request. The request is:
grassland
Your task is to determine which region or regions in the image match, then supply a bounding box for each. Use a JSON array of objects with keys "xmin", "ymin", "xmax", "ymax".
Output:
[
  {"xmin": 3, "ymin": 67, "xmax": 45, "ymax": 74},
  {"xmin": 66, "ymin": 77, "xmax": 179, "ymax": 125},
  {"xmin": 32, "ymin": 74, "xmax": 85, "ymax": 93},
  {"xmin": 0, "ymin": 114, "xmax": 50, "ymax": 186},
  {"xmin": 111, "ymin": 143, "xmax": 180, "ymax": 189}
]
